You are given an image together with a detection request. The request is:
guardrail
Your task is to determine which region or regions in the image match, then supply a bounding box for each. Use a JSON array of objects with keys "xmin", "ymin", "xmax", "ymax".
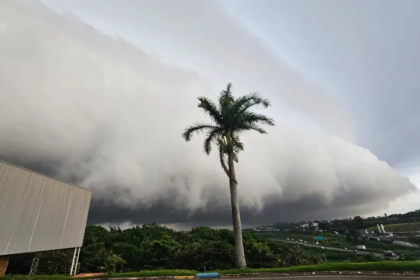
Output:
[{"xmin": 195, "ymin": 273, "xmax": 220, "ymax": 278}]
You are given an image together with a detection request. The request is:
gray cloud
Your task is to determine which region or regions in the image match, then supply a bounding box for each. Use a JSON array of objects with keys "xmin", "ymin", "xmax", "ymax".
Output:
[
  {"xmin": 0, "ymin": 0, "xmax": 416, "ymax": 227},
  {"xmin": 39, "ymin": 0, "xmax": 356, "ymax": 141},
  {"xmin": 226, "ymin": 0, "xmax": 420, "ymax": 166}
]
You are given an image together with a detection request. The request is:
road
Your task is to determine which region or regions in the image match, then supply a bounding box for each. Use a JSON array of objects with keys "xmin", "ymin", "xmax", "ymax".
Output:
[
  {"xmin": 232, "ymin": 276, "xmax": 420, "ymax": 279},
  {"xmin": 279, "ymin": 240, "xmax": 396, "ymax": 259}
]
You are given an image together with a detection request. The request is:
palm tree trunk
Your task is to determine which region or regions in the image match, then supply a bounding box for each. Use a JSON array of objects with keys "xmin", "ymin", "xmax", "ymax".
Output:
[{"xmin": 228, "ymin": 151, "xmax": 247, "ymax": 269}]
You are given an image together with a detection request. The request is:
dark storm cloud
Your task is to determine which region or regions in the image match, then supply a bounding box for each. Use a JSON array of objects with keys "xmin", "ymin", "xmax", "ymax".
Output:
[
  {"xmin": 87, "ymin": 188, "xmax": 394, "ymax": 227},
  {"xmin": 0, "ymin": 0, "xmax": 416, "ymax": 228}
]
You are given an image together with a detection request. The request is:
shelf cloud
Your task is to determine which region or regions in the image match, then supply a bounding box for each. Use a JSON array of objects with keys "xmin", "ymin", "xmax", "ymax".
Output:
[{"xmin": 0, "ymin": 0, "xmax": 416, "ymax": 228}]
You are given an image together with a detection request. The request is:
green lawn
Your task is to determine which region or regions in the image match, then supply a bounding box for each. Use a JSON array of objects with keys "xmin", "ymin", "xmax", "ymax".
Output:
[
  {"xmin": 4, "ymin": 261, "xmax": 420, "ymax": 279},
  {"xmin": 220, "ymin": 261, "xmax": 420, "ymax": 274}
]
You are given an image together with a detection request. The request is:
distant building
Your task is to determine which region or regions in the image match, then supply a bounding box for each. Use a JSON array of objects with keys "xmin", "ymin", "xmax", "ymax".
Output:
[{"xmin": 300, "ymin": 223, "xmax": 319, "ymax": 230}]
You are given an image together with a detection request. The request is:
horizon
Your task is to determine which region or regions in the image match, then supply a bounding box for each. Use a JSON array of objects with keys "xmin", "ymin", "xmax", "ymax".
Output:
[{"xmin": 97, "ymin": 208, "xmax": 420, "ymax": 232}]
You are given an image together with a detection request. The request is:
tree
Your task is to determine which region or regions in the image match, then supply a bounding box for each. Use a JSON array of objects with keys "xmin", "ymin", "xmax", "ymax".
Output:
[
  {"xmin": 346, "ymin": 222, "xmax": 360, "ymax": 242},
  {"xmin": 104, "ymin": 254, "xmax": 126, "ymax": 275},
  {"xmin": 308, "ymin": 221, "xmax": 315, "ymax": 231},
  {"xmin": 182, "ymin": 83, "xmax": 275, "ymax": 268},
  {"xmin": 353, "ymin": 216, "xmax": 364, "ymax": 230},
  {"xmin": 318, "ymin": 221, "xmax": 330, "ymax": 231}
]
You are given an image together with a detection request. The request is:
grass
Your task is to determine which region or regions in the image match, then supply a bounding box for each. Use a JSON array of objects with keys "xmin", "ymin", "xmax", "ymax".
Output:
[
  {"xmin": 3, "ymin": 276, "xmax": 69, "ymax": 280},
  {"xmin": 220, "ymin": 261, "xmax": 420, "ymax": 274},
  {"xmin": 3, "ymin": 270, "xmax": 197, "ymax": 280},
  {"xmin": 93, "ymin": 270, "xmax": 197, "ymax": 278},
  {"xmin": 4, "ymin": 262, "xmax": 420, "ymax": 279}
]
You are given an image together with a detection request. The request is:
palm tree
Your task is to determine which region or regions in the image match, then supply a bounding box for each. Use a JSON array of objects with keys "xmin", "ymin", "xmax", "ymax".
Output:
[{"xmin": 182, "ymin": 83, "xmax": 275, "ymax": 268}]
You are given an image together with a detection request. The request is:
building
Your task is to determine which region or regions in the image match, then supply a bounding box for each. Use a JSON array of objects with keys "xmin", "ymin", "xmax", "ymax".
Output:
[
  {"xmin": 0, "ymin": 160, "xmax": 92, "ymax": 276},
  {"xmin": 300, "ymin": 223, "xmax": 319, "ymax": 230}
]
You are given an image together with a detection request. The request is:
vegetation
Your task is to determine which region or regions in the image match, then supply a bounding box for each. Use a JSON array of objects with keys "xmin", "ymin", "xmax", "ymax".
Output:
[
  {"xmin": 7, "ymin": 224, "xmax": 331, "ymax": 275},
  {"xmin": 6, "ymin": 209, "xmax": 420, "ymax": 276},
  {"xmin": 182, "ymin": 83, "xmax": 274, "ymax": 268},
  {"xmin": 103, "ymin": 254, "xmax": 126, "ymax": 275},
  {"xmin": 268, "ymin": 209, "xmax": 420, "ymax": 234},
  {"xmin": 264, "ymin": 230, "xmax": 420, "ymax": 250},
  {"xmin": 4, "ymin": 261, "xmax": 420, "ymax": 279},
  {"xmin": 220, "ymin": 260, "xmax": 420, "ymax": 274},
  {"xmin": 260, "ymin": 209, "xmax": 420, "ymax": 255}
]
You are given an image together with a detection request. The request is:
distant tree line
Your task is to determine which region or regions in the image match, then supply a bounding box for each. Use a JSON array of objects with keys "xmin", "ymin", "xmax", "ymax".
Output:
[
  {"xmin": 271, "ymin": 209, "xmax": 420, "ymax": 235},
  {"xmin": 6, "ymin": 224, "xmax": 323, "ymax": 275}
]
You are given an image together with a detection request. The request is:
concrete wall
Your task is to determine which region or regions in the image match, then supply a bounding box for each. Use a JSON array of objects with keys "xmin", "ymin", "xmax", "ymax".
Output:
[{"xmin": 0, "ymin": 160, "xmax": 91, "ymax": 256}]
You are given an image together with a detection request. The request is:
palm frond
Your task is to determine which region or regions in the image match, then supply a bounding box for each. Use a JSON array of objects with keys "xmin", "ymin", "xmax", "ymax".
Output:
[
  {"xmin": 232, "ymin": 92, "xmax": 271, "ymax": 114},
  {"xmin": 197, "ymin": 97, "xmax": 223, "ymax": 125},
  {"xmin": 240, "ymin": 124, "xmax": 267, "ymax": 134},
  {"xmin": 216, "ymin": 134, "xmax": 243, "ymax": 163},
  {"xmin": 219, "ymin": 83, "xmax": 235, "ymax": 115},
  {"xmin": 182, "ymin": 123, "xmax": 218, "ymax": 142},
  {"xmin": 216, "ymin": 137, "xmax": 228, "ymax": 155},
  {"xmin": 221, "ymin": 83, "xmax": 234, "ymax": 98},
  {"xmin": 203, "ymin": 128, "xmax": 223, "ymax": 155},
  {"xmin": 218, "ymin": 138, "xmax": 238, "ymax": 183},
  {"xmin": 231, "ymin": 134, "xmax": 244, "ymax": 152},
  {"xmin": 241, "ymin": 112, "xmax": 275, "ymax": 127}
]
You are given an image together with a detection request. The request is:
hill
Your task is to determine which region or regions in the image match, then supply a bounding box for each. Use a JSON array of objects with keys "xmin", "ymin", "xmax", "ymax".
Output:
[
  {"xmin": 365, "ymin": 223, "xmax": 420, "ymax": 232},
  {"xmin": 260, "ymin": 209, "xmax": 420, "ymax": 235}
]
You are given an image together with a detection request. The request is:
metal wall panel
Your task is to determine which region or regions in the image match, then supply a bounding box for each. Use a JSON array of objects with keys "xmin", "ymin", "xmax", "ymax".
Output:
[{"xmin": 0, "ymin": 160, "xmax": 91, "ymax": 256}]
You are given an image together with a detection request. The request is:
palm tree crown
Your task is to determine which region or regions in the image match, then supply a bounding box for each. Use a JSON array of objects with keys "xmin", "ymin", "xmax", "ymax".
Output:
[{"xmin": 182, "ymin": 83, "xmax": 275, "ymax": 181}]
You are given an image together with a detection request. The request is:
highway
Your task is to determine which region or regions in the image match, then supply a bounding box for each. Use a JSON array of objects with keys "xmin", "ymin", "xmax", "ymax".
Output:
[{"xmin": 279, "ymin": 240, "xmax": 395, "ymax": 259}]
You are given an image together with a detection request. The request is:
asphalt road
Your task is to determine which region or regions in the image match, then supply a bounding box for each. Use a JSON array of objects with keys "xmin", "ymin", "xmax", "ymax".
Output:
[{"xmin": 280, "ymin": 240, "xmax": 396, "ymax": 259}]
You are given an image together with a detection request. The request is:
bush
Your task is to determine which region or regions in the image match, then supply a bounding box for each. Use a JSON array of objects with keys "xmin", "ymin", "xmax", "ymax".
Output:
[{"xmin": 104, "ymin": 254, "xmax": 126, "ymax": 275}]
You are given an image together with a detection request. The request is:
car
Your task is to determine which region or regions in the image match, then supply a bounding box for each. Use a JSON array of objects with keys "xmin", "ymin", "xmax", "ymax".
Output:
[
  {"xmin": 353, "ymin": 249, "xmax": 357, "ymax": 252},
  {"xmin": 383, "ymin": 251, "xmax": 397, "ymax": 257},
  {"xmin": 343, "ymin": 247, "xmax": 347, "ymax": 250},
  {"xmin": 321, "ymin": 247, "xmax": 325, "ymax": 249}
]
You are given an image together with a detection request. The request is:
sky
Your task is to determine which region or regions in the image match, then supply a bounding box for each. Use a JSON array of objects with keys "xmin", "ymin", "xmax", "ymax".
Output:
[{"xmin": 0, "ymin": 0, "xmax": 419, "ymax": 230}]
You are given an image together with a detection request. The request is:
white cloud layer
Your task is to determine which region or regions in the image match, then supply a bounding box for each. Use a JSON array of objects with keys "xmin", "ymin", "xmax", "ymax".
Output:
[{"xmin": 0, "ymin": 0, "xmax": 416, "ymax": 224}]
